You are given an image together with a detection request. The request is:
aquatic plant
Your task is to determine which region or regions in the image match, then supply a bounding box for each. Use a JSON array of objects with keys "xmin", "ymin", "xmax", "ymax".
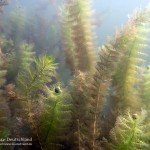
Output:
[
  {"xmin": 60, "ymin": 1, "xmax": 97, "ymax": 148},
  {"xmin": 68, "ymin": 7, "xmax": 150, "ymax": 150},
  {"xmin": 61, "ymin": 3, "xmax": 150, "ymax": 150},
  {"xmin": 17, "ymin": 55, "xmax": 57, "ymax": 99},
  {"xmin": 61, "ymin": 0, "xmax": 96, "ymax": 73},
  {"xmin": 0, "ymin": 37, "xmax": 14, "ymax": 54},
  {"xmin": 0, "ymin": 52, "xmax": 7, "ymax": 88},
  {"xmin": 88, "ymin": 44, "xmax": 119, "ymax": 149},
  {"xmin": 7, "ymin": 42, "xmax": 35, "ymax": 82},
  {"xmin": 60, "ymin": 5, "xmax": 77, "ymax": 73},
  {"xmin": 16, "ymin": 54, "xmax": 57, "ymax": 125},
  {"xmin": 38, "ymin": 84, "xmax": 72, "ymax": 149},
  {"xmin": 0, "ymin": 90, "xmax": 10, "ymax": 150},
  {"xmin": 0, "ymin": 44, "xmax": 10, "ymax": 150},
  {"xmin": 69, "ymin": 71, "xmax": 92, "ymax": 149},
  {"xmin": 2, "ymin": 7, "xmax": 27, "ymax": 82},
  {"xmin": 0, "ymin": 129, "xmax": 9, "ymax": 150},
  {"xmin": 141, "ymin": 67, "xmax": 150, "ymax": 119},
  {"xmin": 140, "ymin": 67, "xmax": 150, "ymax": 146},
  {"xmin": 0, "ymin": 1, "xmax": 150, "ymax": 150},
  {"xmin": 18, "ymin": 43, "xmax": 35, "ymax": 70},
  {"xmin": 0, "ymin": 36, "xmax": 61, "ymax": 150},
  {"xmin": 111, "ymin": 9, "xmax": 150, "ymax": 113},
  {"xmin": 109, "ymin": 111, "xmax": 150, "ymax": 150},
  {"xmin": 61, "ymin": 1, "xmax": 98, "ymax": 148},
  {"xmin": 98, "ymin": 8, "xmax": 150, "ymax": 140},
  {"xmin": 0, "ymin": 99, "xmax": 9, "ymax": 149},
  {"xmin": 13, "ymin": 54, "xmax": 58, "ymax": 149}
]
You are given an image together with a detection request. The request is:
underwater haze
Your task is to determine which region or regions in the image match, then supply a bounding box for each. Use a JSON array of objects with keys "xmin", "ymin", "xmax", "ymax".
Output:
[{"xmin": 0, "ymin": 0, "xmax": 150, "ymax": 150}]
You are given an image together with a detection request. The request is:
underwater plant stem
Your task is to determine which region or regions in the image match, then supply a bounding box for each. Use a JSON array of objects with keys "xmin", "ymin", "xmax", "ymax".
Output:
[
  {"xmin": 92, "ymin": 87, "xmax": 101, "ymax": 150},
  {"xmin": 27, "ymin": 99, "xmax": 44, "ymax": 150},
  {"xmin": 93, "ymin": 117, "xmax": 96, "ymax": 150},
  {"xmin": 25, "ymin": 61, "xmax": 48, "ymax": 97},
  {"xmin": 77, "ymin": 119, "xmax": 81, "ymax": 150},
  {"xmin": 121, "ymin": 47, "xmax": 132, "ymax": 100},
  {"xmin": 43, "ymin": 101, "xmax": 57, "ymax": 148},
  {"xmin": 126, "ymin": 121, "xmax": 136, "ymax": 150},
  {"xmin": 119, "ymin": 38, "xmax": 138, "ymax": 109}
]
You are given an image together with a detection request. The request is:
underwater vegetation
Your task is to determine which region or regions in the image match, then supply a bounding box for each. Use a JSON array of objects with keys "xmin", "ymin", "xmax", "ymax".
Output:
[
  {"xmin": 0, "ymin": 0, "xmax": 150, "ymax": 150},
  {"xmin": 109, "ymin": 111, "xmax": 150, "ymax": 150}
]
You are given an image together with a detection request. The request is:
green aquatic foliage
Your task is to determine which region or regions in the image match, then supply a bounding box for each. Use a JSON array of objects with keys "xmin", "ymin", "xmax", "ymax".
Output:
[
  {"xmin": 38, "ymin": 84, "xmax": 72, "ymax": 149},
  {"xmin": 0, "ymin": 60, "xmax": 7, "ymax": 88},
  {"xmin": 69, "ymin": 71, "xmax": 92, "ymax": 149},
  {"xmin": 0, "ymin": 94, "xmax": 10, "ymax": 150},
  {"xmin": 0, "ymin": 41, "xmax": 10, "ymax": 150},
  {"xmin": 61, "ymin": 0, "xmax": 96, "ymax": 73},
  {"xmin": 62, "ymin": 4, "xmax": 150, "ymax": 150},
  {"xmin": 18, "ymin": 43, "xmax": 35, "ymax": 70},
  {"xmin": 0, "ymin": 49, "xmax": 7, "ymax": 87},
  {"xmin": 99, "ymin": 9, "xmax": 150, "ymax": 140},
  {"xmin": 142, "ymin": 67, "xmax": 150, "ymax": 102},
  {"xmin": 109, "ymin": 111, "xmax": 150, "ymax": 150},
  {"xmin": 141, "ymin": 67, "xmax": 150, "ymax": 146},
  {"xmin": 60, "ymin": 5, "xmax": 77, "ymax": 73},
  {"xmin": 0, "ymin": 1, "xmax": 150, "ymax": 150},
  {"xmin": 0, "ymin": 128, "xmax": 9, "ymax": 139},
  {"xmin": 7, "ymin": 42, "xmax": 35, "ymax": 82},
  {"xmin": 0, "ymin": 129, "xmax": 9, "ymax": 150},
  {"xmin": 111, "ymin": 9, "xmax": 150, "ymax": 113},
  {"xmin": 14, "ymin": 55, "xmax": 58, "ymax": 149},
  {"xmin": 141, "ymin": 67, "xmax": 150, "ymax": 117},
  {"xmin": 3, "ymin": 7, "xmax": 26, "ymax": 82},
  {"xmin": 0, "ymin": 97, "xmax": 10, "ymax": 140},
  {"xmin": 0, "ymin": 37, "xmax": 14, "ymax": 54},
  {"xmin": 61, "ymin": 1, "xmax": 97, "ymax": 146},
  {"xmin": 88, "ymin": 44, "xmax": 119, "ymax": 149},
  {"xmin": 0, "ymin": 36, "xmax": 15, "ymax": 82},
  {"xmin": 17, "ymin": 55, "xmax": 57, "ymax": 99}
]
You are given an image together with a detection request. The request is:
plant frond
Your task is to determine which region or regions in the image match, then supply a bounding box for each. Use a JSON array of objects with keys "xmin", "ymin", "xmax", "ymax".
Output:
[
  {"xmin": 17, "ymin": 55, "xmax": 57, "ymax": 99},
  {"xmin": 19, "ymin": 42, "xmax": 35, "ymax": 70},
  {"xmin": 60, "ymin": 4, "xmax": 77, "ymax": 73},
  {"xmin": 87, "ymin": 44, "xmax": 120, "ymax": 149},
  {"xmin": 69, "ymin": 70, "xmax": 93, "ymax": 149},
  {"xmin": 0, "ymin": 50, "xmax": 7, "ymax": 88},
  {"xmin": 109, "ymin": 111, "xmax": 150, "ymax": 150},
  {"xmin": 38, "ymin": 84, "xmax": 72, "ymax": 149},
  {"xmin": 61, "ymin": 0, "xmax": 96, "ymax": 73},
  {"xmin": 111, "ymin": 8, "xmax": 150, "ymax": 113}
]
